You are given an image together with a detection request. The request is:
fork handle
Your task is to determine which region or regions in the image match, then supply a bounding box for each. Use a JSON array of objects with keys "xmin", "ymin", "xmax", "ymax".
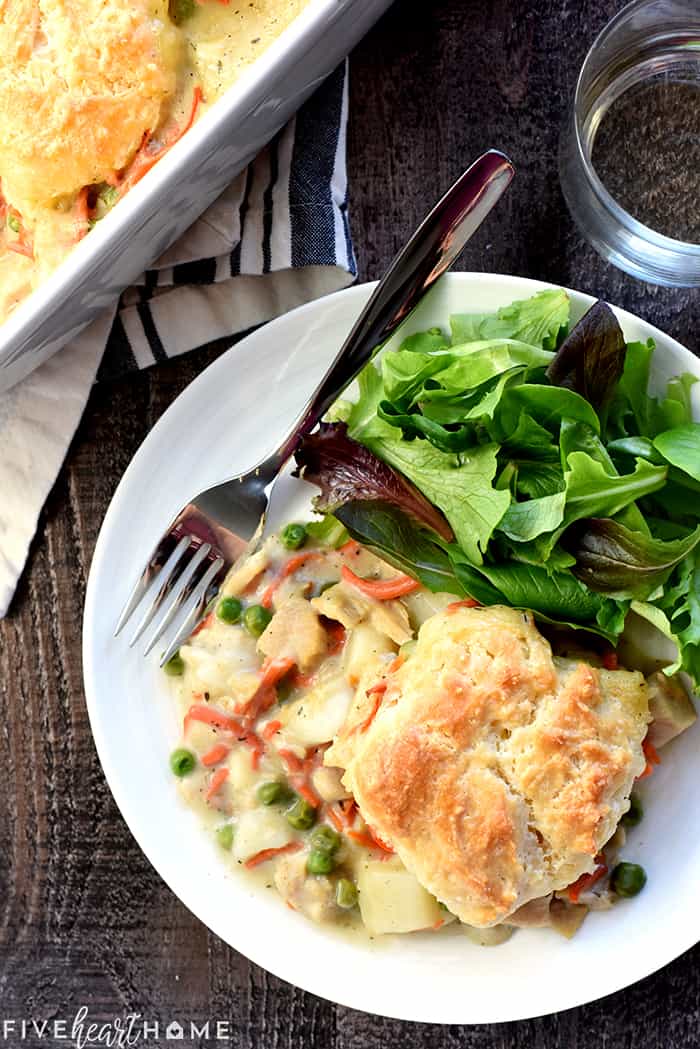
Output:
[{"xmin": 271, "ymin": 148, "xmax": 514, "ymax": 470}]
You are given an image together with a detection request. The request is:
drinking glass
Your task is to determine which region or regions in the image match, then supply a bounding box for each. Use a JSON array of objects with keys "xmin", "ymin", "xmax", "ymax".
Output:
[{"xmin": 560, "ymin": 0, "xmax": 700, "ymax": 286}]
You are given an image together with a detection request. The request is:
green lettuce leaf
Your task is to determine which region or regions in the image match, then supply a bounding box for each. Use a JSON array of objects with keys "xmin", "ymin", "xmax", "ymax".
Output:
[
  {"xmin": 653, "ymin": 423, "xmax": 700, "ymax": 483},
  {"xmin": 450, "ymin": 288, "xmax": 569, "ymax": 349},
  {"xmin": 361, "ymin": 436, "xmax": 510, "ymax": 564},
  {"xmin": 564, "ymin": 518, "xmax": 700, "ymax": 599}
]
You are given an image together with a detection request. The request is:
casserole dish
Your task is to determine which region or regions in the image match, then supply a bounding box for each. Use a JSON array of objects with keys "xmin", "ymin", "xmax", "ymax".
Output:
[{"xmin": 0, "ymin": 0, "xmax": 393, "ymax": 394}]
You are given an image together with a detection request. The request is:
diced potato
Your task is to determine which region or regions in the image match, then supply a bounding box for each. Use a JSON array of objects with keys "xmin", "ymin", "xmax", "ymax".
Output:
[
  {"xmin": 258, "ymin": 596, "xmax": 327, "ymax": 671},
  {"xmin": 232, "ymin": 809, "xmax": 294, "ymax": 862},
  {"xmin": 401, "ymin": 590, "xmax": 458, "ymax": 629},
  {"xmin": 278, "ymin": 668, "xmax": 353, "ymax": 746},
  {"xmin": 357, "ymin": 860, "xmax": 443, "ymax": 934},
  {"xmin": 183, "ymin": 719, "xmax": 218, "ymax": 752},
  {"xmin": 228, "ymin": 747, "xmax": 259, "ymax": 793},
  {"xmin": 342, "ymin": 623, "xmax": 396, "ymax": 687},
  {"xmin": 181, "ymin": 626, "xmax": 260, "ymax": 700},
  {"xmin": 549, "ymin": 899, "xmax": 589, "ymax": 939},
  {"xmin": 646, "ymin": 671, "xmax": 696, "ymax": 749},
  {"xmin": 507, "ymin": 894, "xmax": 553, "ymax": 928},
  {"xmin": 221, "ymin": 546, "xmax": 271, "ymax": 597},
  {"xmin": 311, "ymin": 765, "xmax": 351, "ymax": 803},
  {"xmin": 463, "ymin": 925, "xmax": 514, "ymax": 946}
]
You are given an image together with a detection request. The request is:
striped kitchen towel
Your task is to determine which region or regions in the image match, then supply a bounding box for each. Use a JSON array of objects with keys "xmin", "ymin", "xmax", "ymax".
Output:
[{"xmin": 0, "ymin": 61, "xmax": 355, "ymax": 617}]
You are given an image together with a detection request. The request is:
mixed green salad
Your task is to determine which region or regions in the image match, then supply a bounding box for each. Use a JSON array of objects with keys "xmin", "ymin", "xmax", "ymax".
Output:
[{"xmin": 295, "ymin": 288, "xmax": 700, "ymax": 687}]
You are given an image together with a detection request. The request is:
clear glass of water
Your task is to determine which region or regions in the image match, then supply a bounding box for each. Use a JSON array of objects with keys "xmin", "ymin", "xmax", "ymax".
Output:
[{"xmin": 559, "ymin": 0, "xmax": 700, "ymax": 286}]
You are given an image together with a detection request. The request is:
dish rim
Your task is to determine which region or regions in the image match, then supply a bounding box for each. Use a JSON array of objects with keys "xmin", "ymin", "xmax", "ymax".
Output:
[
  {"xmin": 82, "ymin": 272, "xmax": 700, "ymax": 1023},
  {"xmin": 0, "ymin": 0, "xmax": 386, "ymax": 387}
]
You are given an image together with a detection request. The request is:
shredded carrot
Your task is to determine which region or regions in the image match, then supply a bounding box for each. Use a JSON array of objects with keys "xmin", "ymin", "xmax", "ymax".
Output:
[
  {"xmin": 341, "ymin": 564, "xmax": 420, "ymax": 600},
  {"xmin": 244, "ymin": 841, "xmax": 302, "ymax": 869},
  {"xmin": 235, "ymin": 683, "xmax": 276, "ymax": 719},
  {"xmin": 205, "ymin": 766, "xmax": 229, "ymax": 800},
  {"xmin": 184, "ymin": 703, "xmax": 242, "ymax": 736},
  {"xmin": 367, "ymin": 825, "xmax": 394, "ymax": 853},
  {"xmin": 348, "ymin": 827, "xmax": 394, "ymax": 855},
  {"xmin": 243, "ymin": 732, "xmax": 264, "ymax": 769},
  {"xmin": 387, "ymin": 654, "xmax": 404, "ymax": 674},
  {"xmin": 260, "ymin": 552, "xmax": 324, "ymax": 609},
  {"xmin": 289, "ymin": 668, "xmax": 315, "ymax": 689},
  {"xmin": 260, "ymin": 656, "xmax": 295, "ymax": 687},
  {"xmin": 116, "ymin": 86, "xmax": 203, "ymax": 198},
  {"xmin": 446, "ymin": 598, "xmax": 480, "ymax": 613},
  {"xmin": 191, "ymin": 610, "xmax": 214, "ymax": 637},
  {"xmin": 297, "ymin": 783, "xmax": 320, "ymax": 809},
  {"xmin": 340, "ymin": 540, "xmax": 362, "ymax": 557},
  {"xmin": 6, "ymin": 207, "xmax": 34, "ymax": 259},
  {"xmin": 324, "ymin": 620, "xmax": 346, "ymax": 656},
  {"xmin": 7, "ymin": 239, "xmax": 33, "ymax": 259},
  {"xmin": 261, "ymin": 719, "xmax": 282, "ymax": 741},
  {"xmin": 638, "ymin": 735, "xmax": 661, "ymax": 780},
  {"xmin": 327, "ymin": 805, "xmax": 345, "ymax": 832},
  {"xmin": 602, "ymin": 649, "xmax": 619, "ymax": 670},
  {"xmin": 431, "ymin": 919, "xmax": 445, "ymax": 930},
  {"xmin": 339, "ymin": 798, "xmax": 357, "ymax": 827},
  {"xmin": 74, "ymin": 186, "xmax": 93, "ymax": 241},
  {"xmin": 278, "ymin": 748, "xmax": 304, "ymax": 773},
  {"xmin": 567, "ymin": 856, "xmax": 607, "ymax": 903},
  {"xmin": 201, "ymin": 743, "xmax": 230, "ymax": 767}
]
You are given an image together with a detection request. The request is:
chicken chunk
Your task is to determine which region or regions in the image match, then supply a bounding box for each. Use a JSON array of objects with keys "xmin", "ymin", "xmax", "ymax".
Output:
[
  {"xmin": 257, "ymin": 595, "xmax": 327, "ymax": 672},
  {"xmin": 311, "ymin": 582, "xmax": 412, "ymax": 646}
]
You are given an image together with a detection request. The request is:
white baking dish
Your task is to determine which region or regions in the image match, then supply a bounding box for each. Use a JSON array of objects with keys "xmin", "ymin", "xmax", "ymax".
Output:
[{"xmin": 0, "ymin": 0, "xmax": 392, "ymax": 393}]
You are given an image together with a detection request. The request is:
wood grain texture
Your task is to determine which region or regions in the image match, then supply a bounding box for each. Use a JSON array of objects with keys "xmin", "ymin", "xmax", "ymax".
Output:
[{"xmin": 1, "ymin": 0, "xmax": 699, "ymax": 1044}]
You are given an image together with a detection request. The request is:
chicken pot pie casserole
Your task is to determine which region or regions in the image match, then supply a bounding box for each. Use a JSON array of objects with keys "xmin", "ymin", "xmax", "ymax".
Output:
[
  {"xmin": 0, "ymin": 0, "xmax": 309, "ymax": 322},
  {"xmin": 163, "ymin": 521, "xmax": 696, "ymax": 942}
]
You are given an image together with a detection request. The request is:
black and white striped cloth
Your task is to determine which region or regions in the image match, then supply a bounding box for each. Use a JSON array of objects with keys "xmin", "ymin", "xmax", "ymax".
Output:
[
  {"xmin": 0, "ymin": 61, "xmax": 356, "ymax": 617},
  {"xmin": 98, "ymin": 60, "xmax": 355, "ymax": 379}
]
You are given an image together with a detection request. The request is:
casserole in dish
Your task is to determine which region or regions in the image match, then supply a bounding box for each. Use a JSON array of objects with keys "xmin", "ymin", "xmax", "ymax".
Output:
[{"xmin": 0, "ymin": 0, "xmax": 392, "ymax": 393}]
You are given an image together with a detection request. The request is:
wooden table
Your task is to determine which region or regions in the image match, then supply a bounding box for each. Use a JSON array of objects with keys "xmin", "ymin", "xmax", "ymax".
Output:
[{"xmin": 2, "ymin": 1, "xmax": 698, "ymax": 1043}]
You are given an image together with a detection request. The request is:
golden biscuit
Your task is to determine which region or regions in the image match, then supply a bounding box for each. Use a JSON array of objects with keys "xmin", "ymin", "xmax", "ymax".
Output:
[
  {"xmin": 0, "ymin": 0, "xmax": 179, "ymax": 209},
  {"xmin": 331, "ymin": 605, "xmax": 649, "ymax": 927}
]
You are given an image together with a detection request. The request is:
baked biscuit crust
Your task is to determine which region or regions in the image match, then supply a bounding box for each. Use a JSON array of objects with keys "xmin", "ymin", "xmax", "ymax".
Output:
[{"xmin": 331, "ymin": 605, "xmax": 649, "ymax": 927}]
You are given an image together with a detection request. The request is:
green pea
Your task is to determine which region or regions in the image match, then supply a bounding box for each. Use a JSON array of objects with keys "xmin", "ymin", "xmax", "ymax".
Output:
[
  {"xmin": 168, "ymin": 0, "xmax": 195, "ymax": 24},
  {"xmin": 217, "ymin": 596, "xmax": 243, "ymax": 624},
  {"xmin": 7, "ymin": 213, "xmax": 20, "ymax": 233},
  {"xmin": 621, "ymin": 794, "xmax": 643, "ymax": 829},
  {"xmin": 257, "ymin": 781, "xmax": 291, "ymax": 806},
  {"xmin": 611, "ymin": 862, "xmax": 647, "ymax": 898},
  {"xmin": 280, "ymin": 523, "xmax": 308, "ymax": 550},
  {"xmin": 400, "ymin": 639, "xmax": 417, "ymax": 659},
  {"xmin": 244, "ymin": 604, "xmax": 272, "ymax": 637},
  {"xmin": 307, "ymin": 849, "xmax": 335, "ymax": 875},
  {"xmin": 310, "ymin": 825, "xmax": 341, "ymax": 854},
  {"xmin": 276, "ymin": 678, "xmax": 293, "ymax": 703},
  {"xmin": 170, "ymin": 747, "xmax": 196, "ymax": 777},
  {"xmin": 286, "ymin": 797, "xmax": 317, "ymax": 831},
  {"xmin": 163, "ymin": 651, "xmax": 185, "ymax": 676},
  {"xmin": 335, "ymin": 878, "xmax": 358, "ymax": 909},
  {"xmin": 216, "ymin": 824, "xmax": 234, "ymax": 850},
  {"xmin": 99, "ymin": 185, "xmax": 119, "ymax": 209}
]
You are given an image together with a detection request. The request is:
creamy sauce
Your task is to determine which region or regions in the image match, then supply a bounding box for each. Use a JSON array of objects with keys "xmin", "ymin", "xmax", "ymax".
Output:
[{"xmin": 168, "ymin": 530, "xmax": 459, "ymax": 936}]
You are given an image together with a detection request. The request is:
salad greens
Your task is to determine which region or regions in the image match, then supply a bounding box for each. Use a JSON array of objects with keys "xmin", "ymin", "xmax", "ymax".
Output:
[{"xmin": 296, "ymin": 288, "xmax": 700, "ymax": 684}]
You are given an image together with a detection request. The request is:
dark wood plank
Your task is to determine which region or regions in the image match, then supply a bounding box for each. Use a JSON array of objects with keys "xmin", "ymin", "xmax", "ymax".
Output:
[{"xmin": 1, "ymin": 0, "xmax": 699, "ymax": 1045}]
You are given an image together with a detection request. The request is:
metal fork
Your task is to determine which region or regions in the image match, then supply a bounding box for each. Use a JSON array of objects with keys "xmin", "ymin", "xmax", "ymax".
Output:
[{"xmin": 115, "ymin": 149, "xmax": 515, "ymax": 664}]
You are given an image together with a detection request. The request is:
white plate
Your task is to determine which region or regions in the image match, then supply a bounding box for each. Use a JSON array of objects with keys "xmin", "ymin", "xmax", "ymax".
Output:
[{"xmin": 83, "ymin": 273, "xmax": 700, "ymax": 1024}]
